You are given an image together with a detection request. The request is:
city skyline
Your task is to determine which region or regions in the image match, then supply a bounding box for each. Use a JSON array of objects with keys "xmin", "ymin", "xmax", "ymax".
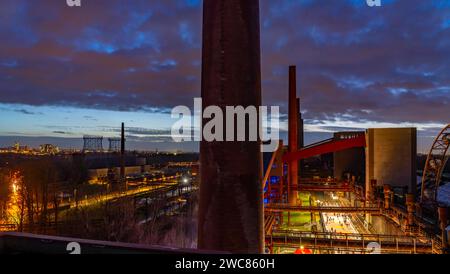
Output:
[{"xmin": 0, "ymin": 0, "xmax": 449, "ymax": 152}]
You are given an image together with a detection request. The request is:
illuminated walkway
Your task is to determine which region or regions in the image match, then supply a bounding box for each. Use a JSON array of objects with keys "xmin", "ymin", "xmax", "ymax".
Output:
[{"xmin": 322, "ymin": 213, "xmax": 359, "ymax": 234}]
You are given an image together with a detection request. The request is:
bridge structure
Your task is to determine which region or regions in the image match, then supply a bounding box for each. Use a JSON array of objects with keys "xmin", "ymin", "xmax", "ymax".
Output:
[
  {"xmin": 267, "ymin": 230, "xmax": 437, "ymax": 254},
  {"xmin": 282, "ymin": 134, "xmax": 366, "ymax": 164},
  {"xmin": 265, "ymin": 204, "xmax": 380, "ymax": 214}
]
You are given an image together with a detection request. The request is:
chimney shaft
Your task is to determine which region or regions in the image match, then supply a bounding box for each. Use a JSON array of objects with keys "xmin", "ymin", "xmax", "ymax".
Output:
[
  {"xmin": 121, "ymin": 123, "xmax": 125, "ymax": 154},
  {"xmin": 288, "ymin": 66, "xmax": 298, "ymax": 205},
  {"xmin": 120, "ymin": 123, "xmax": 125, "ymax": 181},
  {"xmin": 297, "ymin": 98, "xmax": 304, "ymax": 149},
  {"xmin": 198, "ymin": 0, "xmax": 263, "ymax": 253}
]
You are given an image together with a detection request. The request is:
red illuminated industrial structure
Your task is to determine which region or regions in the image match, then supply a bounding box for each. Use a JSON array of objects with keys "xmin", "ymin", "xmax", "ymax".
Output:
[
  {"xmin": 193, "ymin": 0, "xmax": 449, "ymax": 254},
  {"xmin": 261, "ymin": 69, "xmax": 450, "ymax": 253}
]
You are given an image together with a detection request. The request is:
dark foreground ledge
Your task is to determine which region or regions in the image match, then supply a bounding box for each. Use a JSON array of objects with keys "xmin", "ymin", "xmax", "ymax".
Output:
[{"xmin": 0, "ymin": 232, "xmax": 221, "ymax": 254}]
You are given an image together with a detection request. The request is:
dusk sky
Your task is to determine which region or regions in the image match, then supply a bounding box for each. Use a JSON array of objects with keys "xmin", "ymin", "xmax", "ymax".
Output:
[{"xmin": 0, "ymin": 0, "xmax": 449, "ymax": 152}]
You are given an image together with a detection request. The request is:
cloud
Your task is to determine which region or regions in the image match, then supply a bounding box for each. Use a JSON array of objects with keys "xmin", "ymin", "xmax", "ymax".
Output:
[
  {"xmin": 0, "ymin": 0, "xmax": 448, "ymax": 127},
  {"xmin": 52, "ymin": 130, "xmax": 70, "ymax": 135},
  {"xmin": 83, "ymin": 115, "xmax": 98, "ymax": 121},
  {"xmin": 0, "ymin": 106, "xmax": 43, "ymax": 115},
  {"xmin": 14, "ymin": 108, "xmax": 42, "ymax": 115}
]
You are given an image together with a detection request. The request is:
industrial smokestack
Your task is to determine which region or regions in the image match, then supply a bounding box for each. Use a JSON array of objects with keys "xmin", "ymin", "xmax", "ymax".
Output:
[
  {"xmin": 297, "ymin": 98, "xmax": 304, "ymax": 149},
  {"xmin": 297, "ymin": 98, "xmax": 304, "ymax": 180},
  {"xmin": 120, "ymin": 122, "xmax": 125, "ymax": 182},
  {"xmin": 198, "ymin": 0, "xmax": 263, "ymax": 253},
  {"xmin": 288, "ymin": 66, "xmax": 298, "ymax": 206},
  {"xmin": 121, "ymin": 122, "xmax": 125, "ymax": 154}
]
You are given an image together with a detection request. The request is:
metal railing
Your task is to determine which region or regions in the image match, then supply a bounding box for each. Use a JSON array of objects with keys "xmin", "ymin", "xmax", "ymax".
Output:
[
  {"xmin": 268, "ymin": 229, "xmax": 433, "ymax": 253},
  {"xmin": 265, "ymin": 204, "xmax": 380, "ymax": 213},
  {"xmin": 0, "ymin": 232, "xmax": 222, "ymax": 254}
]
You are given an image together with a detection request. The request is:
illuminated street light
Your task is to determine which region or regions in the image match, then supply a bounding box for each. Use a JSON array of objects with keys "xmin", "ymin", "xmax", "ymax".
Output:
[{"xmin": 12, "ymin": 181, "xmax": 17, "ymax": 194}]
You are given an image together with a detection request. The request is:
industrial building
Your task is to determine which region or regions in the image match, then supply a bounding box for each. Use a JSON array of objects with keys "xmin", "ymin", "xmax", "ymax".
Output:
[{"xmin": 365, "ymin": 128, "xmax": 417, "ymax": 195}]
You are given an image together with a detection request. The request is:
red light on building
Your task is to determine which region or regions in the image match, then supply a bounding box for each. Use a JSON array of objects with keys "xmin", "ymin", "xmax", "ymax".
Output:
[{"xmin": 294, "ymin": 247, "xmax": 313, "ymax": 254}]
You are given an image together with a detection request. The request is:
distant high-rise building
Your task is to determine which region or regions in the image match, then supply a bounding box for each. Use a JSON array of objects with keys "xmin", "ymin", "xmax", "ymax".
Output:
[{"xmin": 40, "ymin": 144, "xmax": 60, "ymax": 155}]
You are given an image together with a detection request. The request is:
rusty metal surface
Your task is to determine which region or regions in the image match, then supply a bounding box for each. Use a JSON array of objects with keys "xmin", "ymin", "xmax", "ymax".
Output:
[
  {"xmin": 421, "ymin": 124, "xmax": 450, "ymax": 206},
  {"xmin": 265, "ymin": 204, "xmax": 380, "ymax": 213},
  {"xmin": 288, "ymin": 66, "xmax": 298, "ymax": 206},
  {"xmin": 198, "ymin": 0, "xmax": 263, "ymax": 253}
]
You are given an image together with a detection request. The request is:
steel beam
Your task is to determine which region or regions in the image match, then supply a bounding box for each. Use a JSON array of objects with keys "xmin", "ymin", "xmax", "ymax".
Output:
[{"xmin": 265, "ymin": 204, "xmax": 380, "ymax": 213}]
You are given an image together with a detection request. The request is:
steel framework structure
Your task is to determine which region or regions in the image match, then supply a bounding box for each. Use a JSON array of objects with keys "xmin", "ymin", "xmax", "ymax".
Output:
[
  {"xmin": 420, "ymin": 124, "xmax": 450, "ymax": 207},
  {"xmin": 108, "ymin": 138, "xmax": 121, "ymax": 152},
  {"xmin": 265, "ymin": 204, "xmax": 380, "ymax": 213},
  {"xmin": 82, "ymin": 135, "xmax": 103, "ymax": 152},
  {"xmin": 267, "ymin": 230, "xmax": 434, "ymax": 254}
]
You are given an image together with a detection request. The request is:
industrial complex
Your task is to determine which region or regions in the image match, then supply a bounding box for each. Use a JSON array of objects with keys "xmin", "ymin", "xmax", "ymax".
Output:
[
  {"xmin": 195, "ymin": 0, "xmax": 449, "ymax": 255},
  {"xmin": 261, "ymin": 66, "xmax": 449, "ymax": 254},
  {"xmin": 0, "ymin": 0, "xmax": 449, "ymax": 258}
]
